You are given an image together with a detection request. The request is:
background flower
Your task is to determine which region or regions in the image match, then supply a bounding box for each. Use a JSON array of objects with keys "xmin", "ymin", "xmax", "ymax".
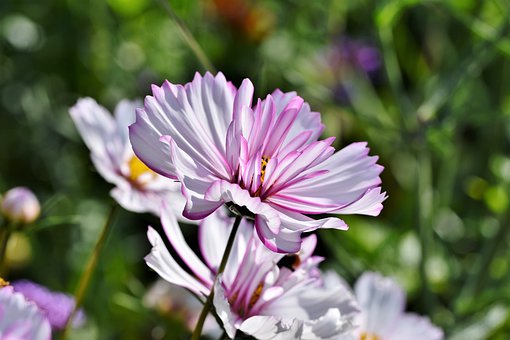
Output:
[
  {"xmin": 12, "ymin": 280, "xmax": 85, "ymax": 331},
  {"xmin": 1, "ymin": 187, "xmax": 40, "ymax": 224},
  {"xmin": 70, "ymin": 98, "xmax": 187, "ymax": 218},
  {"xmin": 353, "ymin": 272, "xmax": 443, "ymax": 340},
  {"xmin": 0, "ymin": 286, "xmax": 51, "ymax": 340}
]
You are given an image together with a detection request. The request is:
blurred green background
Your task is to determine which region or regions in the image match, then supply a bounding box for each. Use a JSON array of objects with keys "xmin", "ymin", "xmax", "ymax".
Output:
[{"xmin": 1, "ymin": 0, "xmax": 510, "ymax": 338}]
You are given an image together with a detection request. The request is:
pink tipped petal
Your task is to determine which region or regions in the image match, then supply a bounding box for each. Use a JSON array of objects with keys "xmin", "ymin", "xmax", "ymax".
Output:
[
  {"xmin": 184, "ymin": 72, "xmax": 235, "ymax": 153},
  {"xmin": 159, "ymin": 135, "xmax": 223, "ymax": 219},
  {"xmin": 275, "ymin": 142, "xmax": 384, "ymax": 214},
  {"xmin": 298, "ymin": 234, "xmax": 318, "ymax": 261},
  {"xmin": 160, "ymin": 203, "xmax": 213, "ymax": 287},
  {"xmin": 335, "ymin": 187, "xmax": 387, "ymax": 216},
  {"xmin": 130, "ymin": 73, "xmax": 234, "ymax": 180},
  {"xmin": 145, "ymin": 227, "xmax": 209, "ymax": 297},
  {"xmin": 233, "ymin": 79, "xmax": 254, "ymax": 122},
  {"xmin": 248, "ymin": 96, "xmax": 275, "ymax": 156},
  {"xmin": 270, "ymin": 89, "xmax": 324, "ymax": 143},
  {"xmin": 263, "ymin": 107, "xmax": 300, "ymax": 157},
  {"xmin": 275, "ymin": 207, "xmax": 348, "ymax": 232},
  {"xmin": 255, "ymin": 215, "xmax": 302, "ymax": 253},
  {"xmin": 129, "ymin": 111, "xmax": 178, "ymax": 179}
]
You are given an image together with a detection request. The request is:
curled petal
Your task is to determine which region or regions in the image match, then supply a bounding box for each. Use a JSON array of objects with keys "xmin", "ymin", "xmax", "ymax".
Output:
[{"xmin": 145, "ymin": 227, "xmax": 209, "ymax": 297}]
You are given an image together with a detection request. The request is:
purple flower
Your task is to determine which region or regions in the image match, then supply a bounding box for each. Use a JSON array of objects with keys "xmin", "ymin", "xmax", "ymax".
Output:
[
  {"xmin": 145, "ymin": 204, "xmax": 359, "ymax": 338},
  {"xmin": 12, "ymin": 280, "xmax": 85, "ymax": 331},
  {"xmin": 0, "ymin": 286, "xmax": 51, "ymax": 339},
  {"xmin": 352, "ymin": 272, "xmax": 443, "ymax": 340},
  {"xmin": 1, "ymin": 187, "xmax": 40, "ymax": 224},
  {"xmin": 69, "ymin": 98, "xmax": 188, "ymax": 218},
  {"xmin": 129, "ymin": 72, "xmax": 386, "ymax": 252}
]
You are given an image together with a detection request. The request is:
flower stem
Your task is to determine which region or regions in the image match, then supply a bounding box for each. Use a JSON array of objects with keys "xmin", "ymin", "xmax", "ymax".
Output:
[
  {"xmin": 61, "ymin": 203, "xmax": 117, "ymax": 339},
  {"xmin": 156, "ymin": 0, "xmax": 216, "ymax": 73},
  {"xmin": 0, "ymin": 226, "xmax": 12, "ymax": 275},
  {"xmin": 192, "ymin": 215, "xmax": 242, "ymax": 340}
]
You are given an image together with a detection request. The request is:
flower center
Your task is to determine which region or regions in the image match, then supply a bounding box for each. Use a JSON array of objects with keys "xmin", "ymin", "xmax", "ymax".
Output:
[
  {"xmin": 0, "ymin": 277, "xmax": 9, "ymax": 287},
  {"xmin": 127, "ymin": 155, "xmax": 156, "ymax": 185},
  {"xmin": 260, "ymin": 156, "xmax": 270, "ymax": 183},
  {"xmin": 227, "ymin": 281, "xmax": 264, "ymax": 318},
  {"xmin": 360, "ymin": 333, "xmax": 381, "ymax": 340},
  {"xmin": 248, "ymin": 282, "xmax": 264, "ymax": 309}
]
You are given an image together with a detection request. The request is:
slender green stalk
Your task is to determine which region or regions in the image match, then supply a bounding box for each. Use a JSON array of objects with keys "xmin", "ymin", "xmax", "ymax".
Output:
[
  {"xmin": 61, "ymin": 204, "xmax": 117, "ymax": 339},
  {"xmin": 192, "ymin": 215, "xmax": 243, "ymax": 340},
  {"xmin": 156, "ymin": 0, "xmax": 216, "ymax": 73},
  {"xmin": 0, "ymin": 227, "xmax": 12, "ymax": 275},
  {"xmin": 416, "ymin": 151, "xmax": 434, "ymax": 312}
]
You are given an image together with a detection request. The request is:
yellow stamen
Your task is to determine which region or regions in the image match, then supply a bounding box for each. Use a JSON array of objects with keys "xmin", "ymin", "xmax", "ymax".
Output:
[
  {"xmin": 128, "ymin": 155, "xmax": 156, "ymax": 184},
  {"xmin": 248, "ymin": 282, "xmax": 264, "ymax": 309},
  {"xmin": 0, "ymin": 277, "xmax": 9, "ymax": 287},
  {"xmin": 360, "ymin": 333, "xmax": 381, "ymax": 340},
  {"xmin": 260, "ymin": 156, "xmax": 269, "ymax": 183}
]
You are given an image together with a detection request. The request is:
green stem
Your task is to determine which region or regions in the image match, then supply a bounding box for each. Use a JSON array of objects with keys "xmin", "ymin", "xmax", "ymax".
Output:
[
  {"xmin": 0, "ymin": 227, "xmax": 12, "ymax": 276},
  {"xmin": 156, "ymin": 0, "xmax": 216, "ymax": 73},
  {"xmin": 61, "ymin": 204, "xmax": 117, "ymax": 339},
  {"xmin": 416, "ymin": 151, "xmax": 433, "ymax": 312},
  {"xmin": 192, "ymin": 215, "xmax": 243, "ymax": 340}
]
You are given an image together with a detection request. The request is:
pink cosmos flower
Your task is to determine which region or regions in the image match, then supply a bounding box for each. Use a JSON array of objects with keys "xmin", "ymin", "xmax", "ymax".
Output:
[
  {"xmin": 352, "ymin": 272, "xmax": 443, "ymax": 340},
  {"xmin": 0, "ymin": 286, "xmax": 51, "ymax": 340},
  {"xmin": 129, "ymin": 72, "xmax": 386, "ymax": 252},
  {"xmin": 70, "ymin": 98, "xmax": 187, "ymax": 218},
  {"xmin": 145, "ymin": 204, "xmax": 359, "ymax": 339}
]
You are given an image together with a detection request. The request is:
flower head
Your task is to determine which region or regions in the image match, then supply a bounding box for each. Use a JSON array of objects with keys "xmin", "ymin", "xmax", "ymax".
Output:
[
  {"xmin": 130, "ymin": 72, "xmax": 386, "ymax": 252},
  {"xmin": 145, "ymin": 205, "xmax": 359, "ymax": 339},
  {"xmin": 353, "ymin": 272, "xmax": 443, "ymax": 340},
  {"xmin": 12, "ymin": 280, "xmax": 85, "ymax": 331},
  {"xmin": 70, "ymin": 98, "xmax": 187, "ymax": 217},
  {"xmin": 0, "ymin": 285, "xmax": 51, "ymax": 340},
  {"xmin": 1, "ymin": 187, "xmax": 40, "ymax": 224}
]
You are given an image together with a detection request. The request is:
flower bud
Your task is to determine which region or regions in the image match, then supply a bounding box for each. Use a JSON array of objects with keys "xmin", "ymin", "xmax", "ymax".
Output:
[{"xmin": 1, "ymin": 187, "xmax": 41, "ymax": 224}]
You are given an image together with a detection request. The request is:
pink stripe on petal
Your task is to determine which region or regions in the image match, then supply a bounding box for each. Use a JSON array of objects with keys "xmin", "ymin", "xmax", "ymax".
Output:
[
  {"xmin": 160, "ymin": 203, "xmax": 213, "ymax": 287},
  {"xmin": 233, "ymin": 79, "xmax": 254, "ymax": 122},
  {"xmin": 145, "ymin": 227, "xmax": 210, "ymax": 296},
  {"xmin": 333, "ymin": 187, "xmax": 387, "ymax": 216},
  {"xmin": 275, "ymin": 207, "xmax": 348, "ymax": 232},
  {"xmin": 255, "ymin": 215, "xmax": 302, "ymax": 253},
  {"xmin": 263, "ymin": 107, "xmax": 300, "ymax": 157}
]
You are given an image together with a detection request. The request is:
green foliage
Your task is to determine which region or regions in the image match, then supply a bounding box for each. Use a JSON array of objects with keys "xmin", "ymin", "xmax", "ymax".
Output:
[{"xmin": 1, "ymin": 0, "xmax": 510, "ymax": 337}]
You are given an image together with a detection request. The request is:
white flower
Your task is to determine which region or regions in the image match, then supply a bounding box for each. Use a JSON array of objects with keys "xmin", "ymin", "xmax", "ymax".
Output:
[
  {"xmin": 70, "ymin": 98, "xmax": 187, "ymax": 218},
  {"xmin": 353, "ymin": 272, "xmax": 443, "ymax": 340}
]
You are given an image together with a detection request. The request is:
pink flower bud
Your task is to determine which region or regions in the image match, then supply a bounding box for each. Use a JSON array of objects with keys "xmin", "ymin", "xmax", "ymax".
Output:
[{"xmin": 1, "ymin": 187, "xmax": 41, "ymax": 224}]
